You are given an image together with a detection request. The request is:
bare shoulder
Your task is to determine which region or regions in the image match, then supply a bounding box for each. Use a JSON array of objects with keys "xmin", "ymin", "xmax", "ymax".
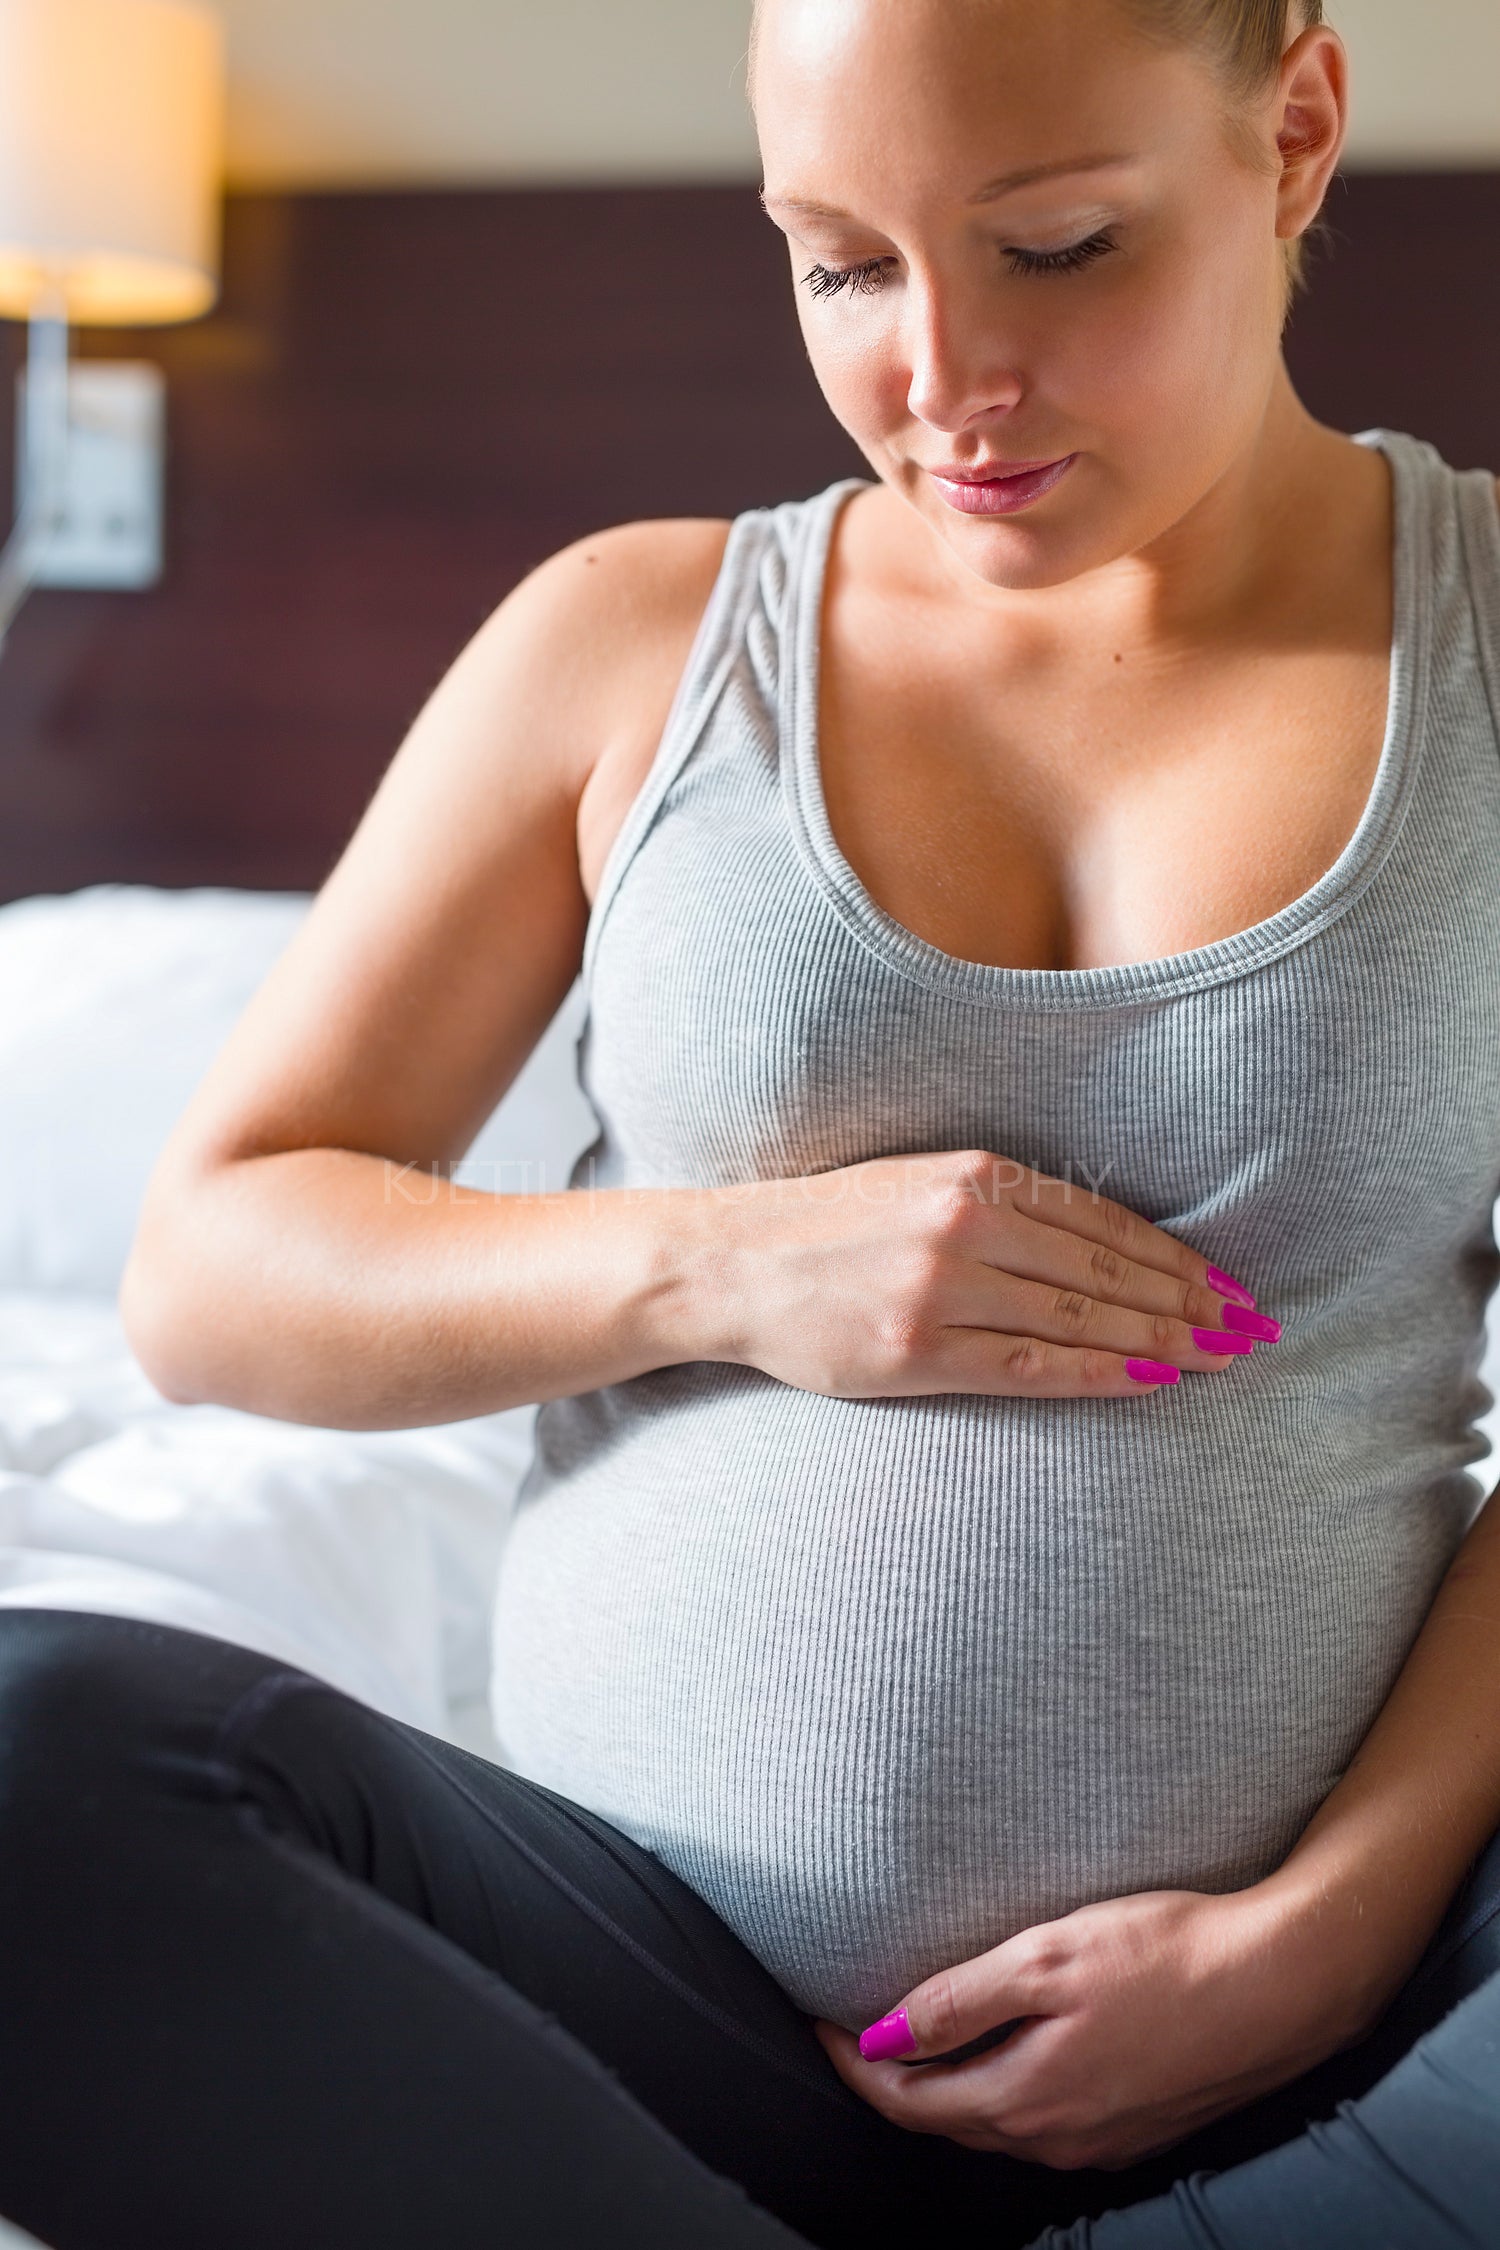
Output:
[
  {"xmin": 519, "ymin": 515, "xmax": 733, "ymax": 621},
  {"xmin": 492, "ymin": 516, "xmax": 733, "ymax": 731},
  {"xmin": 510, "ymin": 519, "xmax": 734, "ymax": 898},
  {"xmin": 451, "ymin": 517, "xmax": 733, "ymax": 878}
]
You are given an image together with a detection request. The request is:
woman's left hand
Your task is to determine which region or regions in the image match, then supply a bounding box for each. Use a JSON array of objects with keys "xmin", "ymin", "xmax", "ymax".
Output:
[{"xmin": 814, "ymin": 1881, "xmax": 1406, "ymax": 2170}]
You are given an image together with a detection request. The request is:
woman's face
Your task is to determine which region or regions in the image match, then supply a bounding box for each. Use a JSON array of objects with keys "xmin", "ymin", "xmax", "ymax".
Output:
[{"xmin": 754, "ymin": 0, "xmax": 1342, "ymax": 591}]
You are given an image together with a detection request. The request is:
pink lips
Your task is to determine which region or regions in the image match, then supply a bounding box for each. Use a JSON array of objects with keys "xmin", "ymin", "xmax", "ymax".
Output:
[{"xmin": 929, "ymin": 454, "xmax": 1077, "ymax": 516}]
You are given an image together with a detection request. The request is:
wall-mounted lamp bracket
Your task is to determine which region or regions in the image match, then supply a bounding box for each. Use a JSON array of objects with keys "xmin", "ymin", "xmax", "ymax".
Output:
[
  {"xmin": 0, "ymin": 295, "xmax": 69, "ymax": 653},
  {"xmin": 17, "ymin": 359, "xmax": 165, "ymax": 591}
]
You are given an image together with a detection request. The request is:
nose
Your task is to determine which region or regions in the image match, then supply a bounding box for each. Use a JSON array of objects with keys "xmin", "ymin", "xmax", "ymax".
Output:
[{"xmin": 902, "ymin": 270, "xmax": 1024, "ymax": 434}]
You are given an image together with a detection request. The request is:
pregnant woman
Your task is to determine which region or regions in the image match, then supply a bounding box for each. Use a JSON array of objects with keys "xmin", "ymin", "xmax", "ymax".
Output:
[{"xmin": 5, "ymin": 0, "xmax": 1500, "ymax": 2244}]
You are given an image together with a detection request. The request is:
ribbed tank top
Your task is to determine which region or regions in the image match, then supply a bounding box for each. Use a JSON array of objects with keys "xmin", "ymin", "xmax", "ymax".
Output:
[{"xmin": 491, "ymin": 430, "xmax": 1500, "ymax": 2030}]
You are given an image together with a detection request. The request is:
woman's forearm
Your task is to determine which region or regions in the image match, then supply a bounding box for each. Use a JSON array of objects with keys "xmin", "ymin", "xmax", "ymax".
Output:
[
  {"xmin": 122, "ymin": 1142, "xmax": 1247, "ymax": 1436},
  {"xmin": 1257, "ymin": 1487, "xmax": 1500, "ymax": 2032},
  {"xmin": 120, "ymin": 1151, "xmax": 730, "ymax": 1431}
]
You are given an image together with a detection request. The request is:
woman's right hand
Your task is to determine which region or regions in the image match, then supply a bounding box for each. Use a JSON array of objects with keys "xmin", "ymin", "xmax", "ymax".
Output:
[{"xmin": 694, "ymin": 1149, "xmax": 1273, "ymax": 1399}]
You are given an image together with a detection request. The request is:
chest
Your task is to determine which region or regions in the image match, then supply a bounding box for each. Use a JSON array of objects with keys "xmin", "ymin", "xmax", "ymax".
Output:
[
  {"xmin": 817, "ymin": 623, "xmax": 1392, "ymax": 976},
  {"xmin": 584, "ymin": 672, "xmax": 1500, "ymax": 1287}
]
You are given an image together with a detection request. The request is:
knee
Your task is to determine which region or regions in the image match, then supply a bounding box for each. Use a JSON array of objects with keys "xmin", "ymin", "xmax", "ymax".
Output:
[{"xmin": 0, "ymin": 1608, "xmax": 282, "ymax": 1822}]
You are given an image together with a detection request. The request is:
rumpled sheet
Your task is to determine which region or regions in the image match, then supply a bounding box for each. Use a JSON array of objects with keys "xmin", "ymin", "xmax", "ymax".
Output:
[{"xmin": 0, "ymin": 1290, "xmax": 529, "ymax": 1751}]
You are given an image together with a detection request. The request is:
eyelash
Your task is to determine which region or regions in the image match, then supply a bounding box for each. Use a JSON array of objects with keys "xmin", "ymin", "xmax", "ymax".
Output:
[
  {"xmin": 1008, "ymin": 229, "xmax": 1119, "ymax": 278},
  {"xmin": 801, "ymin": 228, "xmax": 1119, "ymax": 300}
]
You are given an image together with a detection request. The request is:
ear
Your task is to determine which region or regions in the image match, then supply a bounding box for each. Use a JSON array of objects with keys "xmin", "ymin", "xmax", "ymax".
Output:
[{"xmin": 1272, "ymin": 24, "xmax": 1348, "ymax": 247}]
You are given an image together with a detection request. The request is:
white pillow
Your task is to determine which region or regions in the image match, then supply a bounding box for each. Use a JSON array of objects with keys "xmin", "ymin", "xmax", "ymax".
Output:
[{"xmin": 0, "ymin": 883, "xmax": 599, "ymax": 1295}]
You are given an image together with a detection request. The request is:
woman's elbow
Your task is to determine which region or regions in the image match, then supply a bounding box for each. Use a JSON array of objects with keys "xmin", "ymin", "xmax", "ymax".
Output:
[{"xmin": 118, "ymin": 1175, "xmax": 220, "ymax": 1406}]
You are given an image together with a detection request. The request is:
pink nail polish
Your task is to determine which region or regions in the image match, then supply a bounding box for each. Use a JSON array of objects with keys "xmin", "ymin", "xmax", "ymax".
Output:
[
  {"xmin": 1206, "ymin": 1266, "xmax": 1256, "ymax": 1309},
  {"xmin": 1125, "ymin": 1359, "xmax": 1180, "ymax": 1385},
  {"xmin": 859, "ymin": 2008, "xmax": 918, "ymax": 2062},
  {"xmin": 1191, "ymin": 1327, "xmax": 1255, "ymax": 1356},
  {"xmin": 1220, "ymin": 1305, "xmax": 1281, "ymax": 1342}
]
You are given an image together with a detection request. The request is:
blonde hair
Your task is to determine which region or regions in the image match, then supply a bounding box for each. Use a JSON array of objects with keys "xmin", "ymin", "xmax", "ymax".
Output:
[
  {"xmin": 1139, "ymin": 0, "xmax": 1322, "ymax": 93},
  {"xmin": 748, "ymin": 0, "xmax": 1327, "ymax": 293}
]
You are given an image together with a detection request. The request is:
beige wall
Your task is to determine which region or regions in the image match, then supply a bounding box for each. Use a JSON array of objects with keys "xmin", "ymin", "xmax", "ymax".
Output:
[
  {"xmin": 218, "ymin": 0, "xmax": 1500, "ymax": 188},
  {"xmin": 1339, "ymin": 0, "xmax": 1500, "ymax": 163}
]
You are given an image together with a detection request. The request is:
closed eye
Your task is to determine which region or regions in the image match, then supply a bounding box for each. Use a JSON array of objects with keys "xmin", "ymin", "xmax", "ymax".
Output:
[
  {"xmin": 1004, "ymin": 228, "xmax": 1118, "ymax": 277},
  {"xmin": 801, "ymin": 229, "xmax": 1119, "ymax": 300},
  {"xmin": 801, "ymin": 257, "xmax": 891, "ymax": 300}
]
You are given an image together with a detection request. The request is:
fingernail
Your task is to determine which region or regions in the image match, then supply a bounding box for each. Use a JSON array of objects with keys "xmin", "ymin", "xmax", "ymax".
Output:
[
  {"xmin": 1220, "ymin": 1305, "xmax": 1281, "ymax": 1342},
  {"xmin": 1192, "ymin": 1327, "xmax": 1255, "ymax": 1356},
  {"xmin": 859, "ymin": 2008, "xmax": 918, "ymax": 2062},
  {"xmin": 1126, "ymin": 1359, "xmax": 1181, "ymax": 1385},
  {"xmin": 1206, "ymin": 1266, "xmax": 1256, "ymax": 1309}
]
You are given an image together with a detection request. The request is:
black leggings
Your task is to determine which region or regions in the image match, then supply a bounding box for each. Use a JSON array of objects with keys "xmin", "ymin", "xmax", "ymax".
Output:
[{"xmin": 1, "ymin": 1611, "xmax": 1498, "ymax": 2250}]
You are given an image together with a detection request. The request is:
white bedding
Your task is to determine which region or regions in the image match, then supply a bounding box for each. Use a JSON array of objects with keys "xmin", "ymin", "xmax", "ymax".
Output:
[
  {"xmin": 0, "ymin": 884, "xmax": 601, "ymax": 1757},
  {"xmin": 0, "ymin": 1287, "xmax": 532, "ymax": 1752}
]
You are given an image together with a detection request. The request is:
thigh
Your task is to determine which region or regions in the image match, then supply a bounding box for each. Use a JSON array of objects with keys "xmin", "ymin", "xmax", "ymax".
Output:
[
  {"xmin": 224, "ymin": 1619, "xmax": 1080, "ymax": 2246},
  {"xmin": 230, "ymin": 1641, "xmax": 869, "ymax": 2223},
  {"xmin": 0, "ymin": 1611, "xmax": 1074, "ymax": 2250},
  {"xmin": 0, "ymin": 1610, "xmax": 811, "ymax": 2249}
]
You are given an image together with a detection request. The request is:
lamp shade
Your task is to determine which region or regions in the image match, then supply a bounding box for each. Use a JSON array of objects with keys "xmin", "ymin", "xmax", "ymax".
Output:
[{"xmin": 0, "ymin": 0, "xmax": 224, "ymax": 325}]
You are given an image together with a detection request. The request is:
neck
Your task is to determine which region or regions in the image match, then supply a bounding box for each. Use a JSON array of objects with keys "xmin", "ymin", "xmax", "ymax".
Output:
[{"xmin": 1078, "ymin": 366, "xmax": 1350, "ymax": 645}]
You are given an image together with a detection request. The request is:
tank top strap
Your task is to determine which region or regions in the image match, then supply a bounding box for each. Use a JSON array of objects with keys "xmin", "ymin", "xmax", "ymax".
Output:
[
  {"xmin": 1356, "ymin": 428, "xmax": 1498, "ymax": 813},
  {"xmin": 1373, "ymin": 427, "xmax": 1500, "ymax": 743},
  {"xmin": 580, "ymin": 482, "xmax": 869, "ymax": 996},
  {"xmin": 1453, "ymin": 454, "xmax": 1500, "ymax": 751},
  {"xmin": 579, "ymin": 503, "xmax": 768, "ymax": 996}
]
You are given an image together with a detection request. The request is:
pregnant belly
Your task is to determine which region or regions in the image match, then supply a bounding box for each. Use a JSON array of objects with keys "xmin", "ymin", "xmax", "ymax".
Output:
[{"xmin": 490, "ymin": 1368, "xmax": 1465, "ymax": 2028}]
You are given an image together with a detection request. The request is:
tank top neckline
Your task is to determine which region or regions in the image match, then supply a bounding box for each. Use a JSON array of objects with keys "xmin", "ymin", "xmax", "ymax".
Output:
[{"xmin": 778, "ymin": 426, "xmax": 1434, "ymax": 1014}]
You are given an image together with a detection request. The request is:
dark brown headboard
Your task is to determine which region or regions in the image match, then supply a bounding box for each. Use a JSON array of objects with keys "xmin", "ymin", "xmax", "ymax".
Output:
[{"xmin": 0, "ymin": 172, "xmax": 1496, "ymax": 906}]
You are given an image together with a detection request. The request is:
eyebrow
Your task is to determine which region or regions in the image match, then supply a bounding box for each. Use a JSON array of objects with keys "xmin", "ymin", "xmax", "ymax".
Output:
[{"xmin": 761, "ymin": 156, "xmax": 1132, "ymax": 222}]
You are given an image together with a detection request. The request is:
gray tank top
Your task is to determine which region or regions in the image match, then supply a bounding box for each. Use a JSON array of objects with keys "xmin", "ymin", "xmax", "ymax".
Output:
[{"xmin": 491, "ymin": 429, "xmax": 1500, "ymax": 2030}]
